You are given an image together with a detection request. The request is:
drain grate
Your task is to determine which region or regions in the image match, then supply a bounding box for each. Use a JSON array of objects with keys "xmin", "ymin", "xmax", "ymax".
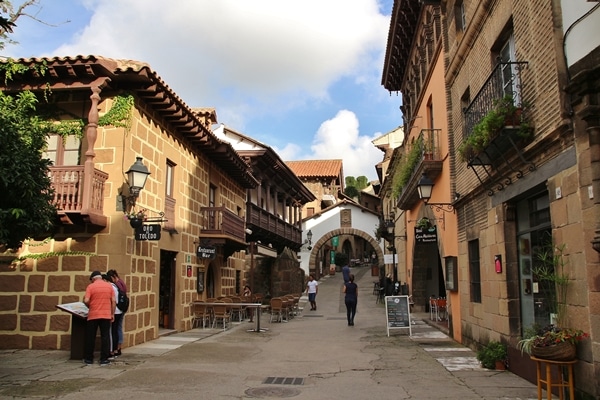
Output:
[{"xmin": 263, "ymin": 377, "xmax": 304, "ymax": 385}]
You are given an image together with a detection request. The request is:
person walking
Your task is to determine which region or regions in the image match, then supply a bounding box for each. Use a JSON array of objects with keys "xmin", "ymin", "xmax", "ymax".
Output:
[
  {"xmin": 83, "ymin": 271, "xmax": 115, "ymax": 366},
  {"xmin": 342, "ymin": 263, "xmax": 351, "ymax": 284},
  {"xmin": 306, "ymin": 275, "xmax": 318, "ymax": 311},
  {"xmin": 107, "ymin": 269, "xmax": 127, "ymax": 356},
  {"xmin": 343, "ymin": 273, "xmax": 358, "ymax": 326}
]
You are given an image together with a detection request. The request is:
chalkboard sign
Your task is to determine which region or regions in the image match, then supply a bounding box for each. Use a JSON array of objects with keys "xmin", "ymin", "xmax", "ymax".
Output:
[{"xmin": 385, "ymin": 295, "xmax": 412, "ymax": 336}]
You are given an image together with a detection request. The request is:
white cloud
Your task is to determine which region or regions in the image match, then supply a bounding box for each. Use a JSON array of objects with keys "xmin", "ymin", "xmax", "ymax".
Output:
[
  {"xmin": 50, "ymin": 0, "xmax": 388, "ymax": 124},
  {"xmin": 20, "ymin": 0, "xmax": 390, "ymax": 181},
  {"xmin": 310, "ymin": 110, "xmax": 382, "ymax": 180}
]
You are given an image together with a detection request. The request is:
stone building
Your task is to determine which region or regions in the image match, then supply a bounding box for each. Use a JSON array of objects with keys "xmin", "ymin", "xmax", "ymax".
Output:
[
  {"xmin": 0, "ymin": 56, "xmax": 258, "ymax": 350},
  {"xmin": 381, "ymin": 0, "xmax": 599, "ymax": 396},
  {"xmin": 382, "ymin": 0, "xmax": 458, "ymax": 339},
  {"xmin": 213, "ymin": 124, "xmax": 315, "ymax": 298}
]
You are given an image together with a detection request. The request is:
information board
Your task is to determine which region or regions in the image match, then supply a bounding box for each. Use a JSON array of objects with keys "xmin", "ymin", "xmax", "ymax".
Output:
[{"xmin": 385, "ymin": 295, "xmax": 412, "ymax": 336}]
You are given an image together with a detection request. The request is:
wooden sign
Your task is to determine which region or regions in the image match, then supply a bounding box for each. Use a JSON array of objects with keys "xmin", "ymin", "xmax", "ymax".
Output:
[{"xmin": 385, "ymin": 295, "xmax": 412, "ymax": 336}]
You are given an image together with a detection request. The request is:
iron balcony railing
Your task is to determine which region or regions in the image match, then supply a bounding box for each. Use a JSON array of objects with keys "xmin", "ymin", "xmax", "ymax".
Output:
[{"xmin": 463, "ymin": 61, "xmax": 528, "ymax": 137}]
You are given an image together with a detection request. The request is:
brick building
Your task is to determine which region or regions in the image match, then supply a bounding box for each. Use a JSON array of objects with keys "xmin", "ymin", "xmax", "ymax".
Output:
[{"xmin": 382, "ymin": 0, "xmax": 599, "ymax": 396}]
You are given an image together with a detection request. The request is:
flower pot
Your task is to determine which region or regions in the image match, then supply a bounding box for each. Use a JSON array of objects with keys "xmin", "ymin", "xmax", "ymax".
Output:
[
  {"xmin": 129, "ymin": 218, "xmax": 143, "ymax": 229},
  {"xmin": 495, "ymin": 360, "xmax": 506, "ymax": 370},
  {"xmin": 531, "ymin": 341, "xmax": 576, "ymax": 361}
]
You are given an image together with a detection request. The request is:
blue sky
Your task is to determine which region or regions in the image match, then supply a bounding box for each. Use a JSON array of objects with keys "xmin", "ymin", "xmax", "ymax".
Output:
[{"xmin": 3, "ymin": 0, "xmax": 400, "ymax": 181}]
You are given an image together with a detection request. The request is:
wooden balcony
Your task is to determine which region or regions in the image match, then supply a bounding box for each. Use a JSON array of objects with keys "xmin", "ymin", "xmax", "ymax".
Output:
[
  {"xmin": 246, "ymin": 203, "xmax": 302, "ymax": 250},
  {"xmin": 199, "ymin": 206, "xmax": 247, "ymax": 256},
  {"xmin": 49, "ymin": 166, "xmax": 108, "ymax": 226}
]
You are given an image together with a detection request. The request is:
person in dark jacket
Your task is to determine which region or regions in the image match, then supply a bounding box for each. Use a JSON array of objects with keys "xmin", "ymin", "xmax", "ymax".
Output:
[{"xmin": 343, "ymin": 274, "xmax": 358, "ymax": 326}]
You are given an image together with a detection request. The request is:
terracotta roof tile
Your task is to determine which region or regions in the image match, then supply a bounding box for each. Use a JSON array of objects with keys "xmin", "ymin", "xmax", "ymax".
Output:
[{"xmin": 285, "ymin": 159, "xmax": 343, "ymax": 179}]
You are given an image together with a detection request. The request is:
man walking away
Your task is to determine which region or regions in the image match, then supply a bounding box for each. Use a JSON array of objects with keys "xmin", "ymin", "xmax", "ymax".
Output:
[{"xmin": 83, "ymin": 271, "xmax": 115, "ymax": 366}]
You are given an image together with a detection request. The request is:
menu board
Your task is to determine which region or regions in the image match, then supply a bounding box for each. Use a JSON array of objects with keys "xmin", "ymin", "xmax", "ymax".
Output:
[{"xmin": 385, "ymin": 295, "xmax": 412, "ymax": 336}]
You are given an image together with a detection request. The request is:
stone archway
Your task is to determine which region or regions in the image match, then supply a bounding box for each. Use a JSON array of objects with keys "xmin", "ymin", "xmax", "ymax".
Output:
[{"xmin": 308, "ymin": 228, "xmax": 383, "ymax": 273}]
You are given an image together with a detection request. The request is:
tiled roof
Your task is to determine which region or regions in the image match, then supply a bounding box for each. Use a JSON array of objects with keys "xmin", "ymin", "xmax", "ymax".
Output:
[
  {"xmin": 285, "ymin": 159, "xmax": 343, "ymax": 179},
  {"xmin": 0, "ymin": 55, "xmax": 258, "ymax": 188}
]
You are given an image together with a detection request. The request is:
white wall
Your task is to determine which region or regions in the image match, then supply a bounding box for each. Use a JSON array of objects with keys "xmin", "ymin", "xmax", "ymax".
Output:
[
  {"xmin": 298, "ymin": 204, "xmax": 385, "ymax": 275},
  {"xmin": 561, "ymin": 1, "xmax": 600, "ymax": 67}
]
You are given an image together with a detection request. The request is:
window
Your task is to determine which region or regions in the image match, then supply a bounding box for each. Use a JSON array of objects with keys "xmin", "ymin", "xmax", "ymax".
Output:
[
  {"xmin": 468, "ymin": 239, "xmax": 481, "ymax": 303},
  {"xmin": 165, "ymin": 160, "xmax": 175, "ymax": 198},
  {"xmin": 164, "ymin": 160, "xmax": 176, "ymax": 230},
  {"xmin": 455, "ymin": 1, "xmax": 466, "ymax": 32},
  {"xmin": 43, "ymin": 134, "xmax": 81, "ymax": 165},
  {"xmin": 208, "ymin": 184, "xmax": 216, "ymax": 229},
  {"xmin": 498, "ymin": 33, "xmax": 522, "ymax": 103}
]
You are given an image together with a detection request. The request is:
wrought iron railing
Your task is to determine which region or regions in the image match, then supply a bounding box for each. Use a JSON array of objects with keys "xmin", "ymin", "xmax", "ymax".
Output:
[{"xmin": 463, "ymin": 61, "xmax": 528, "ymax": 137}]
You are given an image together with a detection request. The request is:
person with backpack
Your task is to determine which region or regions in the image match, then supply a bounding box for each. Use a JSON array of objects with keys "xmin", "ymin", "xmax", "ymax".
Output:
[
  {"xmin": 103, "ymin": 274, "xmax": 122, "ymax": 360},
  {"xmin": 107, "ymin": 269, "xmax": 128, "ymax": 356}
]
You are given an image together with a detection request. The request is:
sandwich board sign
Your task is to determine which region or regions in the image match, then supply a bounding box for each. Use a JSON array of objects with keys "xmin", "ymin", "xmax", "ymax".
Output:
[{"xmin": 385, "ymin": 295, "xmax": 412, "ymax": 336}]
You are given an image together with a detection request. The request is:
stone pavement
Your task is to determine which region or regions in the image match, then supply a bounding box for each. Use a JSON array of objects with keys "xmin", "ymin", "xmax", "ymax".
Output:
[{"xmin": 0, "ymin": 267, "xmax": 541, "ymax": 400}]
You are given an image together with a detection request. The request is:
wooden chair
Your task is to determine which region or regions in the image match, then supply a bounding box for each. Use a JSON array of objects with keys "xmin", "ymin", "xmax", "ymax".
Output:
[
  {"xmin": 230, "ymin": 296, "xmax": 245, "ymax": 322},
  {"xmin": 269, "ymin": 297, "xmax": 285, "ymax": 323},
  {"xmin": 212, "ymin": 301, "xmax": 231, "ymax": 331},
  {"xmin": 191, "ymin": 302, "xmax": 211, "ymax": 329}
]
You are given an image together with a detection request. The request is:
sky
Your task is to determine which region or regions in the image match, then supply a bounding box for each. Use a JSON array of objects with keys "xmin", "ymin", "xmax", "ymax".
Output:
[{"xmin": 3, "ymin": 0, "xmax": 401, "ymax": 181}]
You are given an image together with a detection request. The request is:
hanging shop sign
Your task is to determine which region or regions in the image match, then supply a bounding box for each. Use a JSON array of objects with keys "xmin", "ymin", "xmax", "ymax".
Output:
[
  {"xmin": 197, "ymin": 244, "xmax": 217, "ymax": 260},
  {"xmin": 331, "ymin": 236, "xmax": 339, "ymax": 247},
  {"xmin": 134, "ymin": 224, "xmax": 161, "ymax": 241},
  {"xmin": 414, "ymin": 225, "xmax": 437, "ymax": 243}
]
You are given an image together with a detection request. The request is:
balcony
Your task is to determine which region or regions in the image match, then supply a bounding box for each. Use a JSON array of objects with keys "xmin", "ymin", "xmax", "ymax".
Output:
[
  {"xmin": 49, "ymin": 166, "xmax": 108, "ymax": 226},
  {"xmin": 199, "ymin": 206, "xmax": 247, "ymax": 257},
  {"xmin": 461, "ymin": 61, "xmax": 535, "ymax": 195},
  {"xmin": 395, "ymin": 129, "xmax": 444, "ymax": 210},
  {"xmin": 246, "ymin": 203, "xmax": 302, "ymax": 251}
]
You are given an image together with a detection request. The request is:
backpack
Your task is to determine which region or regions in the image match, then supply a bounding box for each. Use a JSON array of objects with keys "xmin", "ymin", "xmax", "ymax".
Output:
[{"xmin": 117, "ymin": 287, "xmax": 129, "ymax": 313}]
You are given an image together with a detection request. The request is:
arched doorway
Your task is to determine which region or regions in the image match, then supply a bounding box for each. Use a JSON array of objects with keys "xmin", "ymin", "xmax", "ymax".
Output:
[{"xmin": 309, "ymin": 228, "xmax": 384, "ymax": 278}]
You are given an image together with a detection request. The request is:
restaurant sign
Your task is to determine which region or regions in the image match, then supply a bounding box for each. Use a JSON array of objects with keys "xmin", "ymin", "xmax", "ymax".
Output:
[
  {"xmin": 197, "ymin": 245, "xmax": 217, "ymax": 260},
  {"xmin": 415, "ymin": 225, "xmax": 437, "ymax": 243}
]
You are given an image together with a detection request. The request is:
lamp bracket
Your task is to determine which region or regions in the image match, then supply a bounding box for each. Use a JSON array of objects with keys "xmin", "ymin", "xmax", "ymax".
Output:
[{"xmin": 426, "ymin": 203, "xmax": 455, "ymax": 214}]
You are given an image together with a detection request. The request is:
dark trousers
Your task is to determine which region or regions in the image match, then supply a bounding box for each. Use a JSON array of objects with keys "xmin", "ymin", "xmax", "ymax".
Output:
[
  {"xmin": 111, "ymin": 314, "xmax": 124, "ymax": 352},
  {"xmin": 84, "ymin": 318, "xmax": 111, "ymax": 362},
  {"xmin": 345, "ymin": 299, "xmax": 357, "ymax": 323}
]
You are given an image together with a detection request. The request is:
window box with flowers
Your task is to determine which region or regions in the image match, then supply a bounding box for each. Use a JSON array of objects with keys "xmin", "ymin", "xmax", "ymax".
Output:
[{"xmin": 124, "ymin": 209, "xmax": 147, "ymax": 228}]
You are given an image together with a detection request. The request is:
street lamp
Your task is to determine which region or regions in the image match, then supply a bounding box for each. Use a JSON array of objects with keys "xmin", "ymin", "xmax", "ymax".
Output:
[
  {"xmin": 385, "ymin": 219, "xmax": 398, "ymax": 284},
  {"xmin": 126, "ymin": 157, "xmax": 151, "ymax": 199},
  {"xmin": 416, "ymin": 174, "xmax": 455, "ymax": 231},
  {"xmin": 305, "ymin": 229, "xmax": 313, "ymax": 250}
]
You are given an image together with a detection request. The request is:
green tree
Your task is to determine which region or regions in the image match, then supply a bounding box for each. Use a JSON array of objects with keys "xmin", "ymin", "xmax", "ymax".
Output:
[
  {"xmin": 344, "ymin": 175, "xmax": 369, "ymax": 199},
  {"xmin": 0, "ymin": 91, "xmax": 56, "ymax": 249}
]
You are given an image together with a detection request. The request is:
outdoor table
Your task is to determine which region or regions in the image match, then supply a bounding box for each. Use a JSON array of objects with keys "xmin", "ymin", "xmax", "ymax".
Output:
[{"xmin": 193, "ymin": 302, "xmax": 267, "ymax": 333}]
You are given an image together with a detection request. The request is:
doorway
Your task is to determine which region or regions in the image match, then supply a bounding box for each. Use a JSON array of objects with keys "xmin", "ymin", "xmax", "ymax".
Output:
[{"xmin": 159, "ymin": 250, "xmax": 177, "ymax": 329}]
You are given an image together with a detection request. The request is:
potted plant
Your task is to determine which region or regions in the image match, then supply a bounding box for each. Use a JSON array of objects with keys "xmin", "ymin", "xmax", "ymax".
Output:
[
  {"xmin": 477, "ymin": 340, "xmax": 507, "ymax": 370},
  {"xmin": 518, "ymin": 325, "xmax": 588, "ymax": 361},
  {"xmin": 125, "ymin": 209, "xmax": 147, "ymax": 228},
  {"xmin": 458, "ymin": 95, "xmax": 532, "ymax": 161}
]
